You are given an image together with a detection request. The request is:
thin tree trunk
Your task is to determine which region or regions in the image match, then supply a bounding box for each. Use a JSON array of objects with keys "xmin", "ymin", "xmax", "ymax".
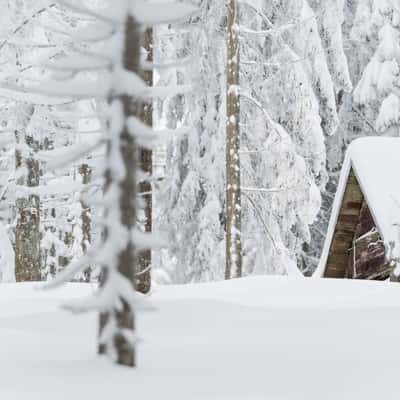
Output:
[
  {"xmin": 136, "ymin": 27, "xmax": 153, "ymax": 294},
  {"xmin": 41, "ymin": 136, "xmax": 56, "ymax": 278},
  {"xmin": 15, "ymin": 106, "xmax": 41, "ymax": 282},
  {"xmin": 79, "ymin": 163, "xmax": 92, "ymax": 282},
  {"xmin": 98, "ymin": 14, "xmax": 141, "ymax": 367},
  {"xmin": 225, "ymin": 0, "xmax": 242, "ymax": 279}
]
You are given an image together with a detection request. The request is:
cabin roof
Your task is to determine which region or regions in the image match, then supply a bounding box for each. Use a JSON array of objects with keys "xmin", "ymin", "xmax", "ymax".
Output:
[{"xmin": 315, "ymin": 137, "xmax": 400, "ymax": 277}]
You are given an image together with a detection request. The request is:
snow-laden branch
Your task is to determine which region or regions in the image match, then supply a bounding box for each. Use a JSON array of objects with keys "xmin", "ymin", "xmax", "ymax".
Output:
[
  {"xmin": 146, "ymin": 84, "xmax": 193, "ymax": 99},
  {"xmin": 0, "ymin": 85, "xmax": 74, "ymax": 106},
  {"xmin": 0, "ymin": 3, "xmax": 57, "ymax": 53},
  {"xmin": 41, "ymin": 245, "xmax": 100, "ymax": 290},
  {"xmin": 37, "ymin": 139, "xmax": 105, "ymax": 170},
  {"xmin": 240, "ymin": 91, "xmax": 282, "ymax": 138},
  {"xmin": 127, "ymin": 116, "xmax": 190, "ymax": 148},
  {"xmin": 141, "ymin": 56, "xmax": 192, "ymax": 71},
  {"xmin": 131, "ymin": 2, "xmax": 198, "ymax": 25},
  {"xmin": 239, "ymin": 16, "xmax": 316, "ymax": 37},
  {"xmin": 241, "ymin": 186, "xmax": 298, "ymax": 193},
  {"xmin": 132, "ymin": 229, "xmax": 167, "ymax": 251},
  {"xmin": 58, "ymin": 0, "xmax": 198, "ymax": 26},
  {"xmin": 241, "ymin": 191, "xmax": 279, "ymax": 252},
  {"xmin": 41, "ymin": 22, "xmax": 116, "ymax": 43},
  {"xmin": 16, "ymin": 177, "xmax": 100, "ymax": 197},
  {"xmin": 238, "ymin": 26, "xmax": 274, "ymax": 36},
  {"xmin": 12, "ymin": 79, "xmax": 109, "ymax": 100},
  {"xmin": 239, "ymin": 1, "xmax": 273, "ymax": 27},
  {"xmin": 57, "ymin": 0, "xmax": 120, "ymax": 25},
  {"xmin": 11, "ymin": 67, "xmax": 193, "ymax": 101},
  {"xmin": 45, "ymin": 54, "xmax": 112, "ymax": 72}
]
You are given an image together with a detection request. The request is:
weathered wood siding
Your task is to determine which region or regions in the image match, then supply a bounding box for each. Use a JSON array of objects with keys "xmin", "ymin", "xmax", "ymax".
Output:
[
  {"xmin": 347, "ymin": 201, "xmax": 390, "ymax": 279},
  {"xmin": 324, "ymin": 168, "xmax": 391, "ymax": 280},
  {"xmin": 324, "ymin": 169, "xmax": 364, "ymax": 278}
]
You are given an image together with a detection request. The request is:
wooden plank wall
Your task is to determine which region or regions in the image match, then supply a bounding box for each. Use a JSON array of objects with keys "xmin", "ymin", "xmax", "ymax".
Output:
[{"xmin": 324, "ymin": 168, "xmax": 364, "ymax": 278}]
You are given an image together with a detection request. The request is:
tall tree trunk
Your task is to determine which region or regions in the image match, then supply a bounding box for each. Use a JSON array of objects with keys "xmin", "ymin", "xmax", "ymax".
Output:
[
  {"xmin": 225, "ymin": 0, "xmax": 242, "ymax": 279},
  {"xmin": 15, "ymin": 106, "xmax": 41, "ymax": 282},
  {"xmin": 98, "ymin": 14, "xmax": 141, "ymax": 367},
  {"xmin": 136, "ymin": 27, "xmax": 153, "ymax": 294},
  {"xmin": 79, "ymin": 163, "xmax": 92, "ymax": 282}
]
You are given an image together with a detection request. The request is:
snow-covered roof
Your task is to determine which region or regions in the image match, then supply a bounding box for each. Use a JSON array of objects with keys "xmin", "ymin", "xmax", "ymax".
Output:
[{"xmin": 315, "ymin": 137, "xmax": 400, "ymax": 277}]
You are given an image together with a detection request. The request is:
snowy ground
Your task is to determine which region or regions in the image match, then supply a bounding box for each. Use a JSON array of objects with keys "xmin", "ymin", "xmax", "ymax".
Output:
[{"xmin": 1, "ymin": 277, "xmax": 400, "ymax": 399}]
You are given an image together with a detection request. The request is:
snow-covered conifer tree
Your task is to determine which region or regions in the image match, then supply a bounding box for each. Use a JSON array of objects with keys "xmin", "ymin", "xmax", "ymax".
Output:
[
  {"xmin": 353, "ymin": 1, "xmax": 400, "ymax": 136},
  {"xmin": 35, "ymin": 0, "xmax": 196, "ymax": 366},
  {"xmin": 0, "ymin": 0, "xmax": 59, "ymax": 281},
  {"xmin": 155, "ymin": 0, "xmax": 226, "ymax": 283},
  {"xmin": 157, "ymin": 0, "xmax": 351, "ymax": 279},
  {"xmin": 237, "ymin": 0, "xmax": 350, "ymax": 275}
]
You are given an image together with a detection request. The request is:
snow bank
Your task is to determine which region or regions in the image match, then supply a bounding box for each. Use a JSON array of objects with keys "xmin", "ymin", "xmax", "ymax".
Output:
[{"xmin": 1, "ymin": 277, "xmax": 400, "ymax": 399}]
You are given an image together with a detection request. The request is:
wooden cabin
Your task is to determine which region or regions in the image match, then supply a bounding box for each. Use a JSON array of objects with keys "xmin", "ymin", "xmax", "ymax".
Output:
[{"xmin": 316, "ymin": 137, "xmax": 400, "ymax": 280}]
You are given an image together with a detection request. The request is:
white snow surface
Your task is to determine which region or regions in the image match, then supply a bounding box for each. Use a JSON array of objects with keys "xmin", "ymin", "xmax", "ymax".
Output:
[
  {"xmin": 2, "ymin": 277, "xmax": 400, "ymax": 399},
  {"xmin": 315, "ymin": 137, "xmax": 400, "ymax": 276}
]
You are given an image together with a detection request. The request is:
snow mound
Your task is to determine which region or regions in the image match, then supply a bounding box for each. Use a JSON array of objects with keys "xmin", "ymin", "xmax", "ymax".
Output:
[{"xmin": 1, "ymin": 277, "xmax": 400, "ymax": 399}]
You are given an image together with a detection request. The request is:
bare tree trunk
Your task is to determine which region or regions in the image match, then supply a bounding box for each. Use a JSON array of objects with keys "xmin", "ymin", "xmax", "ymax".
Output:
[
  {"xmin": 136, "ymin": 27, "xmax": 153, "ymax": 294},
  {"xmin": 79, "ymin": 163, "xmax": 92, "ymax": 282},
  {"xmin": 225, "ymin": 0, "xmax": 242, "ymax": 279},
  {"xmin": 98, "ymin": 14, "xmax": 141, "ymax": 367},
  {"xmin": 59, "ymin": 227, "xmax": 72, "ymax": 268},
  {"xmin": 15, "ymin": 106, "xmax": 41, "ymax": 282}
]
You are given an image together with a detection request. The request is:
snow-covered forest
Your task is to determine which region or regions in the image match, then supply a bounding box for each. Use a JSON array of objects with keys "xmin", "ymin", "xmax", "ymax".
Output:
[{"xmin": 1, "ymin": 0, "xmax": 400, "ymax": 398}]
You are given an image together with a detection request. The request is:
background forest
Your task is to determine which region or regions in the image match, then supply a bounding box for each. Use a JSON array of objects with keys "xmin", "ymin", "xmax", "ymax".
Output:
[{"xmin": 0, "ymin": 0, "xmax": 396, "ymax": 282}]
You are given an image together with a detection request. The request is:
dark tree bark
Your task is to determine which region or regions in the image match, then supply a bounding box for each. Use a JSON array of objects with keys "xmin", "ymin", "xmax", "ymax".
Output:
[
  {"xmin": 225, "ymin": 0, "xmax": 242, "ymax": 279},
  {"xmin": 15, "ymin": 106, "xmax": 41, "ymax": 282},
  {"xmin": 136, "ymin": 27, "xmax": 153, "ymax": 294},
  {"xmin": 98, "ymin": 14, "xmax": 141, "ymax": 367},
  {"xmin": 79, "ymin": 163, "xmax": 92, "ymax": 282}
]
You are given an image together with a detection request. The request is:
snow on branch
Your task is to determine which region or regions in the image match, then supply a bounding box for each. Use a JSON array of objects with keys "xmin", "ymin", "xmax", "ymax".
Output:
[
  {"xmin": 42, "ymin": 244, "xmax": 102, "ymax": 290},
  {"xmin": 147, "ymin": 84, "xmax": 193, "ymax": 99},
  {"xmin": 130, "ymin": 2, "xmax": 198, "ymax": 25},
  {"xmin": 57, "ymin": 0, "xmax": 121, "ymax": 25},
  {"xmin": 127, "ymin": 116, "xmax": 190, "ymax": 148},
  {"xmin": 45, "ymin": 54, "xmax": 112, "ymax": 73},
  {"xmin": 64, "ymin": 272, "xmax": 135, "ymax": 313},
  {"xmin": 0, "ymin": 3, "xmax": 57, "ymax": 53},
  {"xmin": 37, "ymin": 139, "xmax": 105, "ymax": 170},
  {"xmin": 39, "ymin": 23, "xmax": 116, "ymax": 43},
  {"xmin": 21, "ymin": 78, "xmax": 109, "ymax": 100},
  {"xmin": 62, "ymin": 270, "xmax": 153, "ymax": 314},
  {"xmin": 239, "ymin": 1, "xmax": 273, "ymax": 27},
  {"xmin": 132, "ymin": 228, "xmax": 167, "ymax": 251},
  {"xmin": 240, "ymin": 91, "xmax": 282, "ymax": 138},
  {"xmin": 241, "ymin": 191, "xmax": 279, "ymax": 252},
  {"xmin": 58, "ymin": 0, "xmax": 198, "ymax": 27},
  {"xmin": 241, "ymin": 186, "xmax": 298, "ymax": 194},
  {"xmin": 0, "ymin": 85, "xmax": 73, "ymax": 106},
  {"xmin": 15, "ymin": 176, "xmax": 98, "ymax": 197},
  {"xmin": 14, "ymin": 68, "xmax": 192, "ymax": 101},
  {"xmin": 114, "ymin": 68, "xmax": 193, "ymax": 99},
  {"xmin": 141, "ymin": 55, "xmax": 192, "ymax": 71}
]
